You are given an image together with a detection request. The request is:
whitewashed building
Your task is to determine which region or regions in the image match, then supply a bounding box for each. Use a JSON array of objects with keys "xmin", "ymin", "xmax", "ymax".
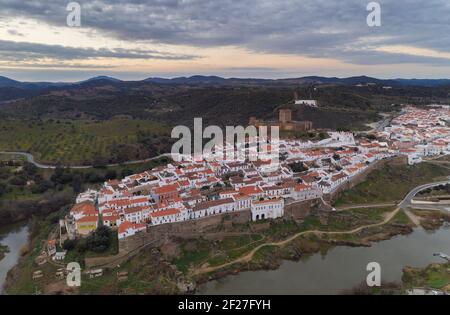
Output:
[
  {"xmin": 291, "ymin": 184, "xmax": 323, "ymax": 201},
  {"xmin": 251, "ymin": 198, "xmax": 284, "ymax": 221},
  {"xmin": 118, "ymin": 221, "xmax": 146, "ymax": 239}
]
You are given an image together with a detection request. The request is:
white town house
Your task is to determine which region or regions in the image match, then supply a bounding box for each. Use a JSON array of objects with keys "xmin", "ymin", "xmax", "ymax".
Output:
[{"xmin": 251, "ymin": 198, "xmax": 284, "ymax": 221}]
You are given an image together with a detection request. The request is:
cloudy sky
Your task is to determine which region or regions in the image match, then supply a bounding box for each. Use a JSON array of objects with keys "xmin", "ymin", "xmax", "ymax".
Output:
[{"xmin": 1, "ymin": 0, "xmax": 450, "ymax": 81}]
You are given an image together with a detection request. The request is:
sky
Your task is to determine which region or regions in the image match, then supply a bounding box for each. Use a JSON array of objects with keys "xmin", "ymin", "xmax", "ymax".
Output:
[{"xmin": 1, "ymin": 0, "xmax": 450, "ymax": 82}]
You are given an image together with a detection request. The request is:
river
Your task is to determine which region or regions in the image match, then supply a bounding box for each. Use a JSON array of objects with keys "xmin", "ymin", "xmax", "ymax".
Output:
[
  {"xmin": 198, "ymin": 226, "xmax": 450, "ymax": 295},
  {"xmin": 0, "ymin": 223, "xmax": 29, "ymax": 294}
]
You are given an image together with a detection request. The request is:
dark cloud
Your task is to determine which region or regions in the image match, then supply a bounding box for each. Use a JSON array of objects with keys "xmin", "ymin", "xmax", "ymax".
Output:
[
  {"xmin": 0, "ymin": 0, "xmax": 449, "ymax": 65},
  {"xmin": 3, "ymin": 63, "xmax": 117, "ymax": 69},
  {"xmin": 7, "ymin": 29, "xmax": 24, "ymax": 36},
  {"xmin": 0, "ymin": 40, "xmax": 197, "ymax": 63}
]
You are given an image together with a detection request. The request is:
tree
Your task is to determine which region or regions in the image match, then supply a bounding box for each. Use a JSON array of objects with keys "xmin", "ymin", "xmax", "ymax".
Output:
[
  {"xmin": 121, "ymin": 169, "xmax": 133, "ymax": 178},
  {"xmin": 31, "ymin": 180, "xmax": 54, "ymax": 194},
  {"xmin": 0, "ymin": 182, "xmax": 6, "ymax": 197},
  {"xmin": 105, "ymin": 170, "xmax": 117, "ymax": 180},
  {"xmin": 86, "ymin": 171, "xmax": 104, "ymax": 183},
  {"xmin": 63, "ymin": 239, "xmax": 77, "ymax": 251},
  {"xmin": 289, "ymin": 162, "xmax": 308, "ymax": 173},
  {"xmin": 23, "ymin": 163, "xmax": 38, "ymax": 176},
  {"xmin": 71, "ymin": 174, "xmax": 83, "ymax": 193},
  {"xmin": 8, "ymin": 176, "xmax": 26, "ymax": 186},
  {"xmin": 86, "ymin": 225, "xmax": 113, "ymax": 253}
]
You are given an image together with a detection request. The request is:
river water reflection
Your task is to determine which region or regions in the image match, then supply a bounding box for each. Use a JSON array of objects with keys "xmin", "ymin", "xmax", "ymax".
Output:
[
  {"xmin": 0, "ymin": 223, "xmax": 29, "ymax": 294},
  {"xmin": 198, "ymin": 226, "xmax": 450, "ymax": 295}
]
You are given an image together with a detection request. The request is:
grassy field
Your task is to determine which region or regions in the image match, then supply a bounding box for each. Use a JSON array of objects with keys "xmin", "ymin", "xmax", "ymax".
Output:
[
  {"xmin": 0, "ymin": 119, "xmax": 170, "ymax": 165},
  {"xmin": 436, "ymin": 155, "xmax": 450, "ymax": 161},
  {"xmin": 402, "ymin": 263, "xmax": 450, "ymax": 292},
  {"xmin": 172, "ymin": 206, "xmax": 399, "ymax": 274},
  {"xmin": 0, "ymin": 153, "xmax": 26, "ymax": 162},
  {"xmin": 4, "ymin": 215, "xmax": 58, "ymax": 295},
  {"xmin": 334, "ymin": 163, "xmax": 450, "ymax": 207}
]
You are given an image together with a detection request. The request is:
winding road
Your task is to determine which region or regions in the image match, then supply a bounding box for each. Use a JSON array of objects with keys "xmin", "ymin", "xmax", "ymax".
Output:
[
  {"xmin": 399, "ymin": 180, "xmax": 450, "ymax": 212},
  {"xmin": 0, "ymin": 151, "xmax": 173, "ymax": 169}
]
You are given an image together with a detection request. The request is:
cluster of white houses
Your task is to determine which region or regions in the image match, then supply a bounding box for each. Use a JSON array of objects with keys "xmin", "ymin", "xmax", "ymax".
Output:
[
  {"xmin": 375, "ymin": 106, "xmax": 450, "ymax": 165},
  {"xmin": 67, "ymin": 106, "xmax": 450, "ymax": 240}
]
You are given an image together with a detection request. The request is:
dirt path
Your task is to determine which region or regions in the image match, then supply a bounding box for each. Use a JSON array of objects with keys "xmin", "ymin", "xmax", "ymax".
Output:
[
  {"xmin": 192, "ymin": 207, "xmax": 401, "ymax": 276},
  {"xmin": 404, "ymin": 209, "xmax": 421, "ymax": 227},
  {"xmin": 336, "ymin": 202, "xmax": 397, "ymax": 211}
]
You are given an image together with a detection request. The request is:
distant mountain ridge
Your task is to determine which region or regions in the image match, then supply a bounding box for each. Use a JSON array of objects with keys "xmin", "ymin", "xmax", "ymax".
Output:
[
  {"xmin": 1, "ymin": 74, "xmax": 450, "ymax": 89},
  {"xmin": 0, "ymin": 75, "xmax": 70, "ymax": 90}
]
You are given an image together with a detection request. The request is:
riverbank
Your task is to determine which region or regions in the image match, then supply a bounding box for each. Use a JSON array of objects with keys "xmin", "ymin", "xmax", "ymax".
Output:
[
  {"xmin": 4, "ymin": 161, "xmax": 450, "ymax": 294},
  {"xmin": 191, "ymin": 207, "xmax": 414, "ymax": 285},
  {"xmin": 4, "ymin": 202, "xmax": 450, "ymax": 295},
  {"xmin": 0, "ymin": 223, "xmax": 29, "ymax": 294},
  {"xmin": 2, "ymin": 205, "xmax": 415, "ymax": 294},
  {"xmin": 0, "ymin": 244, "xmax": 9, "ymax": 261},
  {"xmin": 402, "ymin": 262, "xmax": 450, "ymax": 293},
  {"xmin": 198, "ymin": 223, "xmax": 450, "ymax": 295},
  {"xmin": 193, "ymin": 198, "xmax": 450, "ymax": 292}
]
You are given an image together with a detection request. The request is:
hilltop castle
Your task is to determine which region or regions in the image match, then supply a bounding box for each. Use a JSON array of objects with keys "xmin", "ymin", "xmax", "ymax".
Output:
[{"xmin": 249, "ymin": 108, "xmax": 313, "ymax": 132}]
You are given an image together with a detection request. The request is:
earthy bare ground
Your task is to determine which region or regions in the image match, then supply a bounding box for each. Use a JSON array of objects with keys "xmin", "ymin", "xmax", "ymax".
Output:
[
  {"xmin": 404, "ymin": 209, "xmax": 421, "ymax": 226},
  {"xmin": 336, "ymin": 202, "xmax": 398, "ymax": 211}
]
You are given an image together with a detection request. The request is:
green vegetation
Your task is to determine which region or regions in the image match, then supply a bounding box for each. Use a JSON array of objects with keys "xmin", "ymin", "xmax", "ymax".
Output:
[
  {"xmin": 402, "ymin": 263, "xmax": 450, "ymax": 292},
  {"xmin": 0, "ymin": 162, "xmax": 74, "ymax": 227},
  {"xmin": 5, "ymin": 210, "xmax": 65, "ymax": 294},
  {"xmin": 2, "ymin": 84, "xmax": 423, "ymax": 132},
  {"xmin": 4, "ymin": 210, "xmax": 120, "ymax": 295},
  {"xmin": 0, "ymin": 119, "xmax": 171, "ymax": 165},
  {"xmin": 288, "ymin": 162, "xmax": 308, "ymax": 173},
  {"xmin": 173, "ymin": 207, "xmax": 398, "ymax": 274},
  {"xmin": 173, "ymin": 239, "xmax": 212, "ymax": 273},
  {"xmin": 63, "ymin": 225, "xmax": 118, "ymax": 267},
  {"xmin": 79, "ymin": 249, "xmax": 180, "ymax": 295},
  {"xmin": 298, "ymin": 207, "xmax": 394, "ymax": 232},
  {"xmin": 391, "ymin": 209, "xmax": 412, "ymax": 225},
  {"xmin": 5, "ymin": 209, "xmax": 177, "ymax": 294},
  {"xmin": 0, "ymin": 153, "xmax": 26, "ymax": 162},
  {"xmin": 0, "ymin": 157, "xmax": 169, "ymax": 228},
  {"xmin": 436, "ymin": 155, "xmax": 450, "ymax": 162},
  {"xmin": 417, "ymin": 183, "xmax": 450, "ymax": 197},
  {"xmin": 410, "ymin": 209, "xmax": 450, "ymax": 231},
  {"xmin": 334, "ymin": 163, "xmax": 450, "ymax": 207},
  {"xmin": 299, "ymin": 106, "xmax": 380, "ymax": 130},
  {"xmin": 173, "ymin": 234, "xmax": 264, "ymax": 273},
  {"xmin": 341, "ymin": 281, "xmax": 402, "ymax": 295}
]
